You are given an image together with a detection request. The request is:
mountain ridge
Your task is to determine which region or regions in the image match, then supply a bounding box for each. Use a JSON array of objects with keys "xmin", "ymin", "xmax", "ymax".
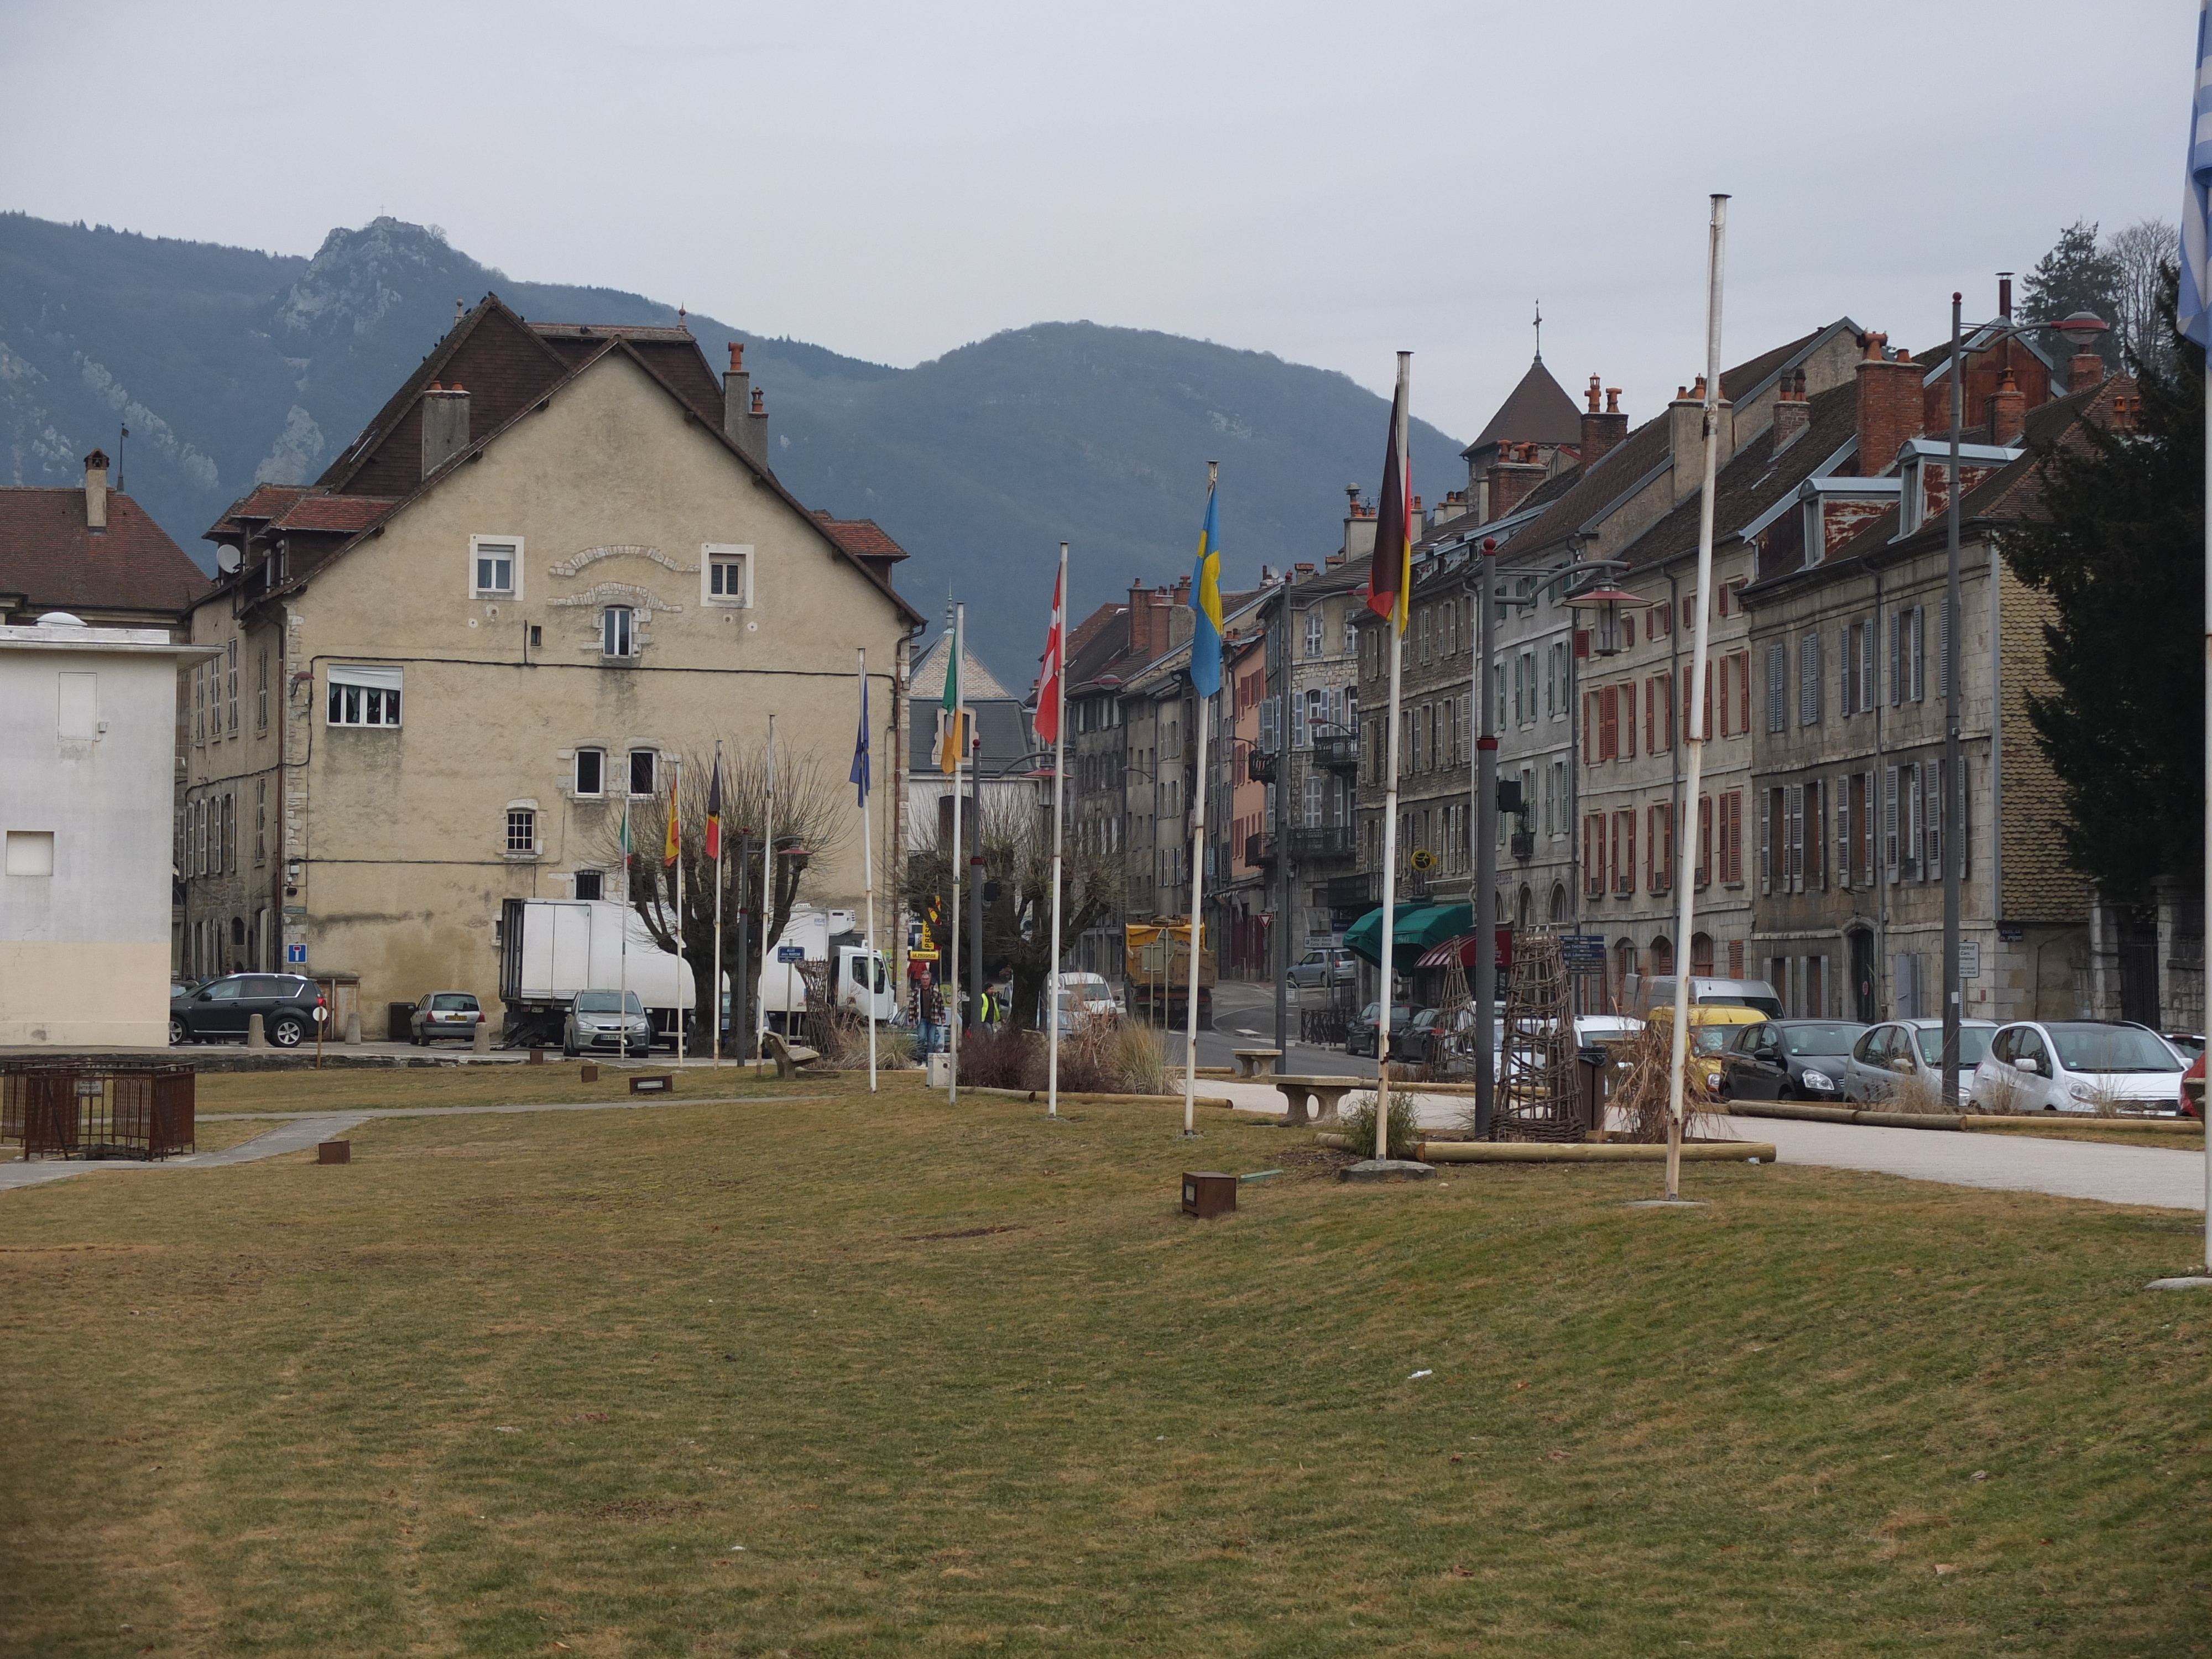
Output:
[{"xmin": 0, "ymin": 212, "xmax": 1466, "ymax": 673}]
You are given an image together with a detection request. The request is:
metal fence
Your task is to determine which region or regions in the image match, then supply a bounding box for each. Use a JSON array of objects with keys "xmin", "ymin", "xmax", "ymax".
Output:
[{"xmin": 1, "ymin": 1064, "xmax": 196, "ymax": 1160}]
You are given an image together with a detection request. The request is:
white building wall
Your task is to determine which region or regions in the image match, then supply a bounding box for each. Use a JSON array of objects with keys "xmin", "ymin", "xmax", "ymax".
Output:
[{"xmin": 0, "ymin": 619, "xmax": 206, "ymax": 1046}]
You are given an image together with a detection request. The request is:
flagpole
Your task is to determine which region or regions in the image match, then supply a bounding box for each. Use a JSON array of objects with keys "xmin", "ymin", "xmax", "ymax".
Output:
[
  {"xmin": 672, "ymin": 756, "xmax": 685, "ymax": 1069},
  {"xmin": 1665, "ymin": 194, "xmax": 1729, "ymax": 1203},
  {"xmin": 1374, "ymin": 352, "xmax": 1411, "ymax": 1162},
  {"xmin": 758, "ymin": 714, "xmax": 776, "ymax": 1073},
  {"xmin": 948, "ymin": 603, "xmax": 965, "ymax": 1105},
  {"xmin": 1045, "ymin": 545, "xmax": 1069, "ymax": 1119},
  {"xmin": 1184, "ymin": 473, "xmax": 1217, "ymax": 1139},
  {"xmin": 713, "ymin": 740, "xmax": 724, "ymax": 1067},
  {"xmin": 619, "ymin": 791, "xmax": 630, "ymax": 1063},
  {"xmin": 860, "ymin": 648, "xmax": 879, "ymax": 1093}
]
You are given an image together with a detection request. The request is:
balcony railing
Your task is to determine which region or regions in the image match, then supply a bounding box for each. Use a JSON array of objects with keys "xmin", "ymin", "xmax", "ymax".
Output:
[
  {"xmin": 1510, "ymin": 828, "xmax": 1535, "ymax": 860},
  {"xmin": 1244, "ymin": 832, "xmax": 1276, "ymax": 870},
  {"xmin": 1288, "ymin": 824, "xmax": 1356, "ymax": 863},
  {"xmin": 1245, "ymin": 748, "xmax": 1277, "ymax": 784},
  {"xmin": 1312, "ymin": 733, "xmax": 1359, "ymax": 774}
]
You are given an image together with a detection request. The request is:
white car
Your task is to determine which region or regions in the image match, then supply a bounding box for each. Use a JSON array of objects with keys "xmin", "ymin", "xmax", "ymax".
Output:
[
  {"xmin": 1971, "ymin": 1020, "xmax": 2187, "ymax": 1114},
  {"xmin": 1051, "ymin": 972, "xmax": 1121, "ymax": 1034},
  {"xmin": 1843, "ymin": 1018, "xmax": 1997, "ymax": 1104}
]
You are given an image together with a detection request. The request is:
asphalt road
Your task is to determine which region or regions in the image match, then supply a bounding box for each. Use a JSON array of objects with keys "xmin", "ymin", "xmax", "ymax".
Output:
[{"xmin": 1178, "ymin": 977, "xmax": 1377, "ymax": 1078}]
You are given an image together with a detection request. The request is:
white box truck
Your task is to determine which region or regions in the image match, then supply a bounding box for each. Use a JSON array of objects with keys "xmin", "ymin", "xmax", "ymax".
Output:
[
  {"xmin": 758, "ymin": 905, "xmax": 900, "ymax": 1033},
  {"xmin": 499, "ymin": 898, "xmax": 699, "ymax": 1049}
]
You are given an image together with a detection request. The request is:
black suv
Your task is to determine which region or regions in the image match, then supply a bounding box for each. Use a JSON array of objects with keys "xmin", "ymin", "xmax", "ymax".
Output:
[{"xmin": 170, "ymin": 973, "xmax": 326, "ymax": 1048}]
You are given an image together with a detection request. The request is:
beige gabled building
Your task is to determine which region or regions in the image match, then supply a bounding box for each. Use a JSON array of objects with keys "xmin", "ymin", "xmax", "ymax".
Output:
[{"xmin": 180, "ymin": 296, "xmax": 921, "ymax": 1027}]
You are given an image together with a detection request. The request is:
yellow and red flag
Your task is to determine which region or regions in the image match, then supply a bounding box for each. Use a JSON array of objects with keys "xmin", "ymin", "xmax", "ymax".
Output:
[{"xmin": 1364, "ymin": 369, "xmax": 1412, "ymax": 632}]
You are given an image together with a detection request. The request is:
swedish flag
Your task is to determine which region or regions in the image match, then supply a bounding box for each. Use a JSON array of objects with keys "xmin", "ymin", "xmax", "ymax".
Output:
[{"xmin": 1189, "ymin": 478, "xmax": 1224, "ymax": 698}]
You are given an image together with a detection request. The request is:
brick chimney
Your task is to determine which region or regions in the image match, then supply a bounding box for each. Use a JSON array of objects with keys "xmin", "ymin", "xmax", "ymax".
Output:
[
  {"xmin": 420, "ymin": 383, "xmax": 470, "ymax": 478},
  {"xmin": 82, "ymin": 448, "xmax": 108, "ymax": 532},
  {"xmin": 1668, "ymin": 378, "xmax": 1733, "ymax": 503},
  {"xmin": 1771, "ymin": 371, "xmax": 1811, "ymax": 453},
  {"xmin": 1853, "ymin": 333, "xmax": 1923, "ymax": 476},
  {"xmin": 1580, "ymin": 377, "xmax": 1628, "ymax": 469},
  {"xmin": 723, "ymin": 343, "xmax": 772, "ymax": 468},
  {"xmin": 1987, "ymin": 368, "xmax": 2026, "ymax": 446},
  {"xmin": 2068, "ymin": 351, "xmax": 2105, "ymax": 395},
  {"xmin": 1486, "ymin": 444, "xmax": 1549, "ymax": 519},
  {"xmin": 1171, "ymin": 573, "xmax": 1191, "ymax": 609}
]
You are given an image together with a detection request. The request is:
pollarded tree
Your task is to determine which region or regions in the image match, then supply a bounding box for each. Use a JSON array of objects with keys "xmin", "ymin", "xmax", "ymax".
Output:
[
  {"xmin": 2004, "ymin": 264, "xmax": 2203, "ymax": 904},
  {"xmin": 594, "ymin": 744, "xmax": 852, "ymax": 1051},
  {"xmin": 901, "ymin": 793, "xmax": 1125, "ymax": 1029}
]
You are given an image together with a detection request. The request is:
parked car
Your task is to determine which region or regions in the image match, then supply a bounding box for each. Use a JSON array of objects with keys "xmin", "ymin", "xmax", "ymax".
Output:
[
  {"xmin": 1398, "ymin": 1006, "xmax": 1453, "ymax": 1064},
  {"xmin": 1841, "ymin": 1019, "xmax": 1997, "ymax": 1104},
  {"xmin": 2162, "ymin": 1031, "xmax": 2206, "ymax": 1063},
  {"xmin": 1635, "ymin": 976, "xmax": 1784, "ymax": 1020},
  {"xmin": 410, "ymin": 990, "xmax": 483, "ymax": 1045},
  {"xmin": 1717, "ymin": 1019, "xmax": 1866, "ymax": 1101},
  {"xmin": 1287, "ymin": 948, "xmax": 1359, "ymax": 990},
  {"xmin": 1971, "ymin": 1020, "xmax": 2187, "ymax": 1114},
  {"xmin": 169, "ymin": 973, "xmax": 326, "ymax": 1048},
  {"xmin": 1646, "ymin": 1004, "xmax": 1766, "ymax": 1093},
  {"xmin": 1346, "ymin": 1001, "xmax": 1416, "ymax": 1058},
  {"xmin": 2183, "ymin": 1051, "xmax": 2205, "ymax": 1118},
  {"xmin": 563, "ymin": 989, "xmax": 655, "ymax": 1057},
  {"xmin": 1050, "ymin": 972, "xmax": 1123, "ymax": 1034}
]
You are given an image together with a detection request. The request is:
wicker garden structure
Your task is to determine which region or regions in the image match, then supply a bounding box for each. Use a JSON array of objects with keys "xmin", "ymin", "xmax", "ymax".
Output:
[{"xmin": 1, "ymin": 1063, "xmax": 195, "ymax": 1160}]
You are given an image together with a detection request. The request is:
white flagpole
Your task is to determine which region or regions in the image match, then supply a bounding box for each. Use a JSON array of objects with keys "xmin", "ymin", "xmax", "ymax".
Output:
[
  {"xmin": 713, "ymin": 740, "xmax": 724, "ymax": 1067},
  {"xmin": 672, "ymin": 755, "xmax": 685, "ymax": 1068},
  {"xmin": 1183, "ymin": 468, "xmax": 1219, "ymax": 1139},
  {"xmin": 948, "ymin": 603, "xmax": 965, "ymax": 1105},
  {"xmin": 619, "ymin": 792, "xmax": 630, "ymax": 1063},
  {"xmin": 1046, "ymin": 544, "xmax": 1068, "ymax": 1119},
  {"xmin": 860, "ymin": 648, "xmax": 879, "ymax": 1093},
  {"xmin": 1374, "ymin": 352, "xmax": 1411, "ymax": 1161},
  {"xmin": 1665, "ymin": 193, "xmax": 1730, "ymax": 1202},
  {"xmin": 758, "ymin": 714, "xmax": 776, "ymax": 1072}
]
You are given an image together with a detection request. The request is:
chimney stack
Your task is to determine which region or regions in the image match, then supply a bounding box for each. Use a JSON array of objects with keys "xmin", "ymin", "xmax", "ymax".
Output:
[
  {"xmin": 81, "ymin": 449, "xmax": 108, "ymax": 532},
  {"xmin": 1771, "ymin": 370, "xmax": 1811, "ymax": 453},
  {"xmin": 724, "ymin": 343, "xmax": 773, "ymax": 469},
  {"xmin": 1668, "ymin": 379, "xmax": 1734, "ymax": 503},
  {"xmin": 2068, "ymin": 351, "xmax": 2105, "ymax": 395},
  {"xmin": 1580, "ymin": 375, "xmax": 1629, "ymax": 469},
  {"xmin": 1853, "ymin": 333, "xmax": 1923, "ymax": 476},
  {"xmin": 1997, "ymin": 273, "xmax": 2013, "ymax": 323},
  {"xmin": 420, "ymin": 382, "xmax": 471, "ymax": 478},
  {"xmin": 1987, "ymin": 368, "xmax": 2026, "ymax": 446},
  {"xmin": 1486, "ymin": 445, "xmax": 1548, "ymax": 519}
]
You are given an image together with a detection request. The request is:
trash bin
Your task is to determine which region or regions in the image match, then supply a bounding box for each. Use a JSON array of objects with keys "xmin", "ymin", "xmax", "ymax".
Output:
[{"xmin": 388, "ymin": 1002, "xmax": 415, "ymax": 1043}]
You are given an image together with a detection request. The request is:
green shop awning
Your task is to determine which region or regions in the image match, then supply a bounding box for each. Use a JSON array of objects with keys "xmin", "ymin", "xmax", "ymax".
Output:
[{"xmin": 1343, "ymin": 902, "xmax": 1473, "ymax": 969}]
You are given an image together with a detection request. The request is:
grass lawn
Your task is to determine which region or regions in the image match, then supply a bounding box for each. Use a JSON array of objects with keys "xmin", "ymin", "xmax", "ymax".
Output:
[
  {"xmin": 190, "ymin": 1060, "xmax": 838, "ymax": 1118},
  {"xmin": 2, "ymin": 1076, "xmax": 2208, "ymax": 1657},
  {"xmin": 1971, "ymin": 1120, "xmax": 2206, "ymax": 1151}
]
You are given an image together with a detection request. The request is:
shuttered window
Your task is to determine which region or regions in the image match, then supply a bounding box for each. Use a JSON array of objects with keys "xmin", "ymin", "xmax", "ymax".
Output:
[
  {"xmin": 1938, "ymin": 599, "xmax": 1951, "ymax": 699},
  {"xmin": 1799, "ymin": 632, "xmax": 1821, "ymax": 727},
  {"xmin": 1807, "ymin": 779, "xmax": 1825, "ymax": 890},
  {"xmin": 1697, "ymin": 795, "xmax": 1713, "ymax": 887},
  {"xmin": 1906, "ymin": 763, "xmax": 1923, "ymax": 877},
  {"xmin": 1860, "ymin": 620, "xmax": 1876, "ymax": 712},
  {"xmin": 1787, "ymin": 784, "xmax": 1804, "ymax": 893},
  {"xmin": 1614, "ymin": 810, "xmax": 1636, "ymax": 895},
  {"xmin": 1599, "ymin": 686, "xmax": 1619, "ymax": 761},
  {"xmin": 1884, "ymin": 765, "xmax": 1900, "ymax": 879},
  {"xmin": 1909, "ymin": 606, "xmax": 1926, "ymax": 703},
  {"xmin": 1839, "ymin": 625, "xmax": 1855, "ymax": 714},
  {"xmin": 1620, "ymin": 682, "xmax": 1636, "ymax": 758},
  {"xmin": 1766, "ymin": 642, "xmax": 1788, "ymax": 733},
  {"xmin": 1714, "ymin": 656, "xmax": 1730, "ymax": 737},
  {"xmin": 1723, "ymin": 791, "xmax": 1743, "ymax": 884},
  {"xmin": 1889, "ymin": 611, "xmax": 1903, "ymax": 707},
  {"xmin": 1584, "ymin": 813, "xmax": 1606, "ymax": 896}
]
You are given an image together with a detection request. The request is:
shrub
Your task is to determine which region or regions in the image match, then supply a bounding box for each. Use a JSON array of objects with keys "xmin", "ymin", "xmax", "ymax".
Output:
[
  {"xmin": 1334, "ymin": 1089, "xmax": 1423, "ymax": 1159},
  {"xmin": 956, "ymin": 1025, "xmax": 1032, "ymax": 1089},
  {"xmin": 1111, "ymin": 1022, "xmax": 1168, "ymax": 1096}
]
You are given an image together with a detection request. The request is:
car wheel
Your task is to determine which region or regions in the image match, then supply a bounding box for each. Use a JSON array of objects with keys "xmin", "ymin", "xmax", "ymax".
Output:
[
  {"xmin": 169, "ymin": 1016, "xmax": 187, "ymax": 1046},
  {"xmin": 269, "ymin": 1015, "xmax": 307, "ymax": 1048},
  {"xmin": 563, "ymin": 1041, "xmax": 578, "ymax": 1058},
  {"xmin": 1777, "ymin": 1083, "xmax": 1794, "ymax": 1101}
]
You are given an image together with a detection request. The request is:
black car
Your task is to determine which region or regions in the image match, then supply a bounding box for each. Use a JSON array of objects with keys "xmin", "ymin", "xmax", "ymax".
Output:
[
  {"xmin": 1718, "ymin": 1018, "xmax": 1866, "ymax": 1101},
  {"xmin": 170, "ymin": 973, "xmax": 326, "ymax": 1048},
  {"xmin": 1345, "ymin": 1002, "xmax": 1416, "ymax": 1059}
]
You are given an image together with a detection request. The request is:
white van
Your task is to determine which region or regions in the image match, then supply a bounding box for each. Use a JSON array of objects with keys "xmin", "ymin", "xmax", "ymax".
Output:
[{"xmin": 1634, "ymin": 976, "xmax": 1783, "ymax": 1020}]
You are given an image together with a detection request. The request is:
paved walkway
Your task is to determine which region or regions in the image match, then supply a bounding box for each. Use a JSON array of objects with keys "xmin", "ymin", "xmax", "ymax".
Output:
[
  {"xmin": 1200, "ymin": 1077, "xmax": 2209, "ymax": 1212},
  {"xmin": 0, "ymin": 1094, "xmax": 816, "ymax": 1194}
]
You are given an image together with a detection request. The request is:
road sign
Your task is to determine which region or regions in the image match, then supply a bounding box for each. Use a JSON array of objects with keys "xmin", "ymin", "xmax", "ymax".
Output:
[
  {"xmin": 776, "ymin": 944, "xmax": 805, "ymax": 963},
  {"xmin": 312, "ymin": 1005, "xmax": 328, "ymax": 1023},
  {"xmin": 1958, "ymin": 941, "xmax": 1980, "ymax": 979},
  {"xmin": 1559, "ymin": 932, "xmax": 1608, "ymax": 971},
  {"xmin": 286, "ymin": 942, "xmax": 306, "ymax": 964}
]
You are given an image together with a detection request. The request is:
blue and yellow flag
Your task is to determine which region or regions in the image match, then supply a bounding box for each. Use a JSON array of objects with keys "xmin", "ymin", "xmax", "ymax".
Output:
[{"xmin": 1188, "ymin": 478, "xmax": 1224, "ymax": 698}]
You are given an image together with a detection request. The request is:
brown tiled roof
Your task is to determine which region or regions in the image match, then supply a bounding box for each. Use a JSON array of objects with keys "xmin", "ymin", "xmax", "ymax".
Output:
[
  {"xmin": 269, "ymin": 494, "xmax": 397, "ymax": 534},
  {"xmin": 1618, "ymin": 380, "xmax": 1860, "ymax": 570},
  {"xmin": 205, "ymin": 483, "xmax": 311, "ymax": 541},
  {"xmin": 811, "ymin": 512, "xmax": 910, "ymax": 561},
  {"xmin": 0, "ymin": 490, "xmax": 209, "ymax": 620},
  {"xmin": 1465, "ymin": 356, "xmax": 1583, "ymax": 454}
]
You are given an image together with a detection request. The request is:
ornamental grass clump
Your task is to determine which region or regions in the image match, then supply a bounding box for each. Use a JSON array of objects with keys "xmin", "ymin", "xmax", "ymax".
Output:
[{"xmin": 1334, "ymin": 1089, "xmax": 1423, "ymax": 1159}]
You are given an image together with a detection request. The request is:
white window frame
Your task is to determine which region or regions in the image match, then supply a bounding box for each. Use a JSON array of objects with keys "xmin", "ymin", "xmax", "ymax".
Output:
[
  {"xmin": 1304, "ymin": 608, "xmax": 1323, "ymax": 659},
  {"xmin": 573, "ymin": 747, "xmax": 606, "ymax": 798},
  {"xmin": 603, "ymin": 606, "xmax": 635, "ymax": 659},
  {"xmin": 505, "ymin": 801, "xmax": 541, "ymax": 859},
  {"xmin": 327, "ymin": 664, "xmax": 403, "ymax": 728},
  {"xmin": 702, "ymin": 542, "xmax": 754, "ymax": 608},
  {"xmin": 469, "ymin": 534, "xmax": 522, "ymax": 600}
]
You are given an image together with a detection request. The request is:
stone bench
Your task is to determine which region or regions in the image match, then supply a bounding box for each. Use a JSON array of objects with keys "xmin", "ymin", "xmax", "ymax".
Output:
[
  {"xmin": 1269, "ymin": 1074, "xmax": 1366, "ymax": 1126},
  {"xmin": 1230, "ymin": 1048, "xmax": 1282, "ymax": 1079},
  {"xmin": 760, "ymin": 1032, "xmax": 822, "ymax": 1079}
]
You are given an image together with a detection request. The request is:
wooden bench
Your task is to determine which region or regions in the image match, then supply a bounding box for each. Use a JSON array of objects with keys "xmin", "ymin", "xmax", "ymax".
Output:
[
  {"xmin": 1230, "ymin": 1048, "xmax": 1282, "ymax": 1079},
  {"xmin": 628, "ymin": 1073, "xmax": 676, "ymax": 1095},
  {"xmin": 1269, "ymin": 1074, "xmax": 1365, "ymax": 1126},
  {"xmin": 760, "ymin": 1032, "xmax": 821, "ymax": 1080}
]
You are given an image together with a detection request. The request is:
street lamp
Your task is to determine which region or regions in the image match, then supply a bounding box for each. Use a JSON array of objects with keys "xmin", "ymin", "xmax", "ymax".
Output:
[
  {"xmin": 1937, "ymin": 296, "xmax": 2108, "ymax": 1109},
  {"xmin": 1566, "ymin": 583, "xmax": 1641, "ymax": 658}
]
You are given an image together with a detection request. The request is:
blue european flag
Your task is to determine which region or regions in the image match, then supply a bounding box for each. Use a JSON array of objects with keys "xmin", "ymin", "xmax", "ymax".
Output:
[
  {"xmin": 2179, "ymin": 0, "xmax": 2212, "ymax": 346},
  {"xmin": 1189, "ymin": 481, "xmax": 1224, "ymax": 698}
]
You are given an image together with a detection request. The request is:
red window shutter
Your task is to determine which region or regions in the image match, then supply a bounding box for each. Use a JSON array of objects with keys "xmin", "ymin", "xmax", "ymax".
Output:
[
  {"xmin": 1574, "ymin": 628, "xmax": 1590, "ymax": 660},
  {"xmin": 1725, "ymin": 791, "xmax": 1742, "ymax": 883},
  {"xmin": 1599, "ymin": 686, "xmax": 1618, "ymax": 760},
  {"xmin": 1735, "ymin": 651, "xmax": 1751, "ymax": 733},
  {"xmin": 1621, "ymin": 683, "xmax": 1635, "ymax": 758},
  {"xmin": 1697, "ymin": 795, "xmax": 1713, "ymax": 886},
  {"xmin": 1583, "ymin": 692, "xmax": 1595, "ymax": 763},
  {"xmin": 1644, "ymin": 680, "xmax": 1655, "ymax": 753}
]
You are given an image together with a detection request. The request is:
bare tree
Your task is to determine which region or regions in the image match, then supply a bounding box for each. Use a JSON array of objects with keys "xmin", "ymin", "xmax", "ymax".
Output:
[
  {"xmin": 2105, "ymin": 217, "xmax": 2177, "ymax": 378},
  {"xmin": 593, "ymin": 743, "xmax": 854, "ymax": 1052},
  {"xmin": 901, "ymin": 791, "xmax": 1124, "ymax": 1029}
]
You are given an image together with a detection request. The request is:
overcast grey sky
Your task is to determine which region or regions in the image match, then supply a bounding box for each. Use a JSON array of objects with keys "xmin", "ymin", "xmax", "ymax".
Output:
[{"xmin": 2, "ymin": 0, "xmax": 2192, "ymax": 439}]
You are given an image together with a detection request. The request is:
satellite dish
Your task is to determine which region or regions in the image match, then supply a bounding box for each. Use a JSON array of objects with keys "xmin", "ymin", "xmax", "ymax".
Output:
[{"xmin": 216, "ymin": 545, "xmax": 241, "ymax": 574}]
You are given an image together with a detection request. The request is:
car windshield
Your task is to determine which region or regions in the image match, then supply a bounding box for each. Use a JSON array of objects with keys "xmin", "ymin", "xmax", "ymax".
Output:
[
  {"xmin": 2049, "ymin": 1026, "xmax": 2183, "ymax": 1074},
  {"xmin": 1912, "ymin": 1027, "xmax": 1994, "ymax": 1066},
  {"xmin": 430, "ymin": 993, "xmax": 476, "ymax": 1011},
  {"xmin": 1783, "ymin": 1024, "xmax": 1863, "ymax": 1057},
  {"xmin": 1690, "ymin": 1026, "xmax": 1741, "ymax": 1055},
  {"xmin": 574, "ymin": 991, "xmax": 643, "ymax": 1015}
]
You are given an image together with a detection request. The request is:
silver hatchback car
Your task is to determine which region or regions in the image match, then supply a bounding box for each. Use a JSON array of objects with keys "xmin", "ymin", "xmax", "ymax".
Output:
[
  {"xmin": 563, "ymin": 989, "xmax": 654, "ymax": 1057},
  {"xmin": 1843, "ymin": 1018, "xmax": 1997, "ymax": 1103}
]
